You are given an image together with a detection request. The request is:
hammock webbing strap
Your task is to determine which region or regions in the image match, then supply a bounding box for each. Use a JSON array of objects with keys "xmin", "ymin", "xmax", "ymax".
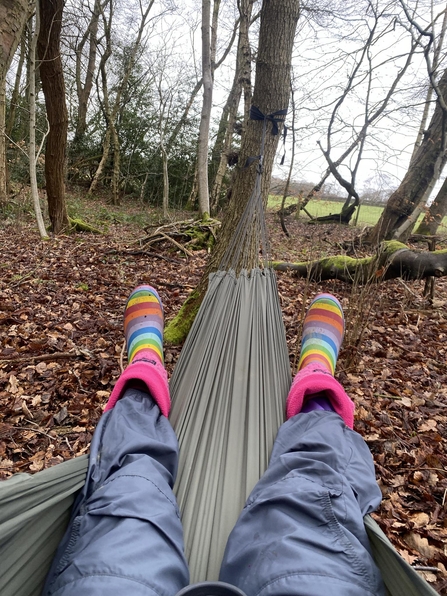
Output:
[{"xmin": 218, "ymin": 106, "xmax": 286, "ymax": 273}]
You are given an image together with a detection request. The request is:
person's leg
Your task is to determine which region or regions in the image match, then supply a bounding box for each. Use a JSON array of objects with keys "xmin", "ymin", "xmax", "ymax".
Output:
[
  {"xmin": 220, "ymin": 294, "xmax": 385, "ymax": 596},
  {"xmin": 43, "ymin": 286, "xmax": 189, "ymax": 596}
]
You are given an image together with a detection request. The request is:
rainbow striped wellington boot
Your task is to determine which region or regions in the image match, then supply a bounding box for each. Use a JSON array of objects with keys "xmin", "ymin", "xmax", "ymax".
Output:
[
  {"xmin": 286, "ymin": 293, "xmax": 355, "ymax": 428},
  {"xmin": 104, "ymin": 285, "xmax": 170, "ymax": 417}
]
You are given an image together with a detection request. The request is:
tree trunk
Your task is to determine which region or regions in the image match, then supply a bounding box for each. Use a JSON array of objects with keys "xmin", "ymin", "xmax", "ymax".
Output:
[
  {"xmin": 110, "ymin": 120, "xmax": 120, "ymax": 205},
  {"xmin": 414, "ymin": 174, "xmax": 447, "ymax": 235},
  {"xmin": 366, "ymin": 66, "xmax": 447, "ymax": 244},
  {"xmin": 29, "ymin": 2, "xmax": 48, "ymax": 239},
  {"xmin": 161, "ymin": 144, "xmax": 169, "ymax": 218},
  {"xmin": 74, "ymin": 0, "xmax": 101, "ymax": 143},
  {"xmin": 165, "ymin": 0, "xmax": 300, "ymax": 344},
  {"xmin": 197, "ymin": 0, "xmax": 215, "ymax": 218},
  {"xmin": 89, "ymin": 0, "xmax": 154, "ymax": 197},
  {"xmin": 0, "ymin": 0, "xmax": 29, "ymax": 206},
  {"xmin": 89, "ymin": 126, "xmax": 110, "ymax": 194},
  {"xmin": 273, "ymin": 241, "xmax": 447, "ymax": 284},
  {"xmin": 5, "ymin": 32, "xmax": 26, "ymax": 139},
  {"xmin": 208, "ymin": 0, "xmax": 300, "ymax": 270},
  {"xmin": 209, "ymin": 0, "xmax": 252, "ymax": 212},
  {"xmin": 38, "ymin": 0, "xmax": 69, "ymax": 233}
]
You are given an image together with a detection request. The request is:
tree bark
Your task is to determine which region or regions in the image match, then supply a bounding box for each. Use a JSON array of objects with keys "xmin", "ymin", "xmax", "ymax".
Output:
[
  {"xmin": 208, "ymin": 0, "xmax": 300, "ymax": 271},
  {"xmin": 209, "ymin": 0, "xmax": 252, "ymax": 212},
  {"xmin": 273, "ymin": 241, "xmax": 447, "ymax": 284},
  {"xmin": 29, "ymin": 2, "xmax": 48, "ymax": 239},
  {"xmin": 197, "ymin": 0, "xmax": 217, "ymax": 218},
  {"xmin": 0, "ymin": 0, "xmax": 29, "ymax": 206},
  {"xmin": 414, "ymin": 174, "xmax": 447, "ymax": 235},
  {"xmin": 366, "ymin": 66, "xmax": 447, "ymax": 244},
  {"xmin": 73, "ymin": 0, "xmax": 102, "ymax": 143},
  {"xmin": 165, "ymin": 0, "xmax": 300, "ymax": 344},
  {"xmin": 37, "ymin": 0, "xmax": 69, "ymax": 233}
]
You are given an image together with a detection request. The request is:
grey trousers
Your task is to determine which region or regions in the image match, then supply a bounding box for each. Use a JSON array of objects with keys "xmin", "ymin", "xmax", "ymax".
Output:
[{"xmin": 42, "ymin": 389, "xmax": 385, "ymax": 596}]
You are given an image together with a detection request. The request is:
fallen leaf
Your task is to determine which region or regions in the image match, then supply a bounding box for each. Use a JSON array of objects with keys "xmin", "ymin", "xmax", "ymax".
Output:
[
  {"xmin": 7, "ymin": 375, "xmax": 19, "ymax": 394},
  {"xmin": 409, "ymin": 512, "xmax": 430, "ymax": 529},
  {"xmin": 404, "ymin": 532, "xmax": 437, "ymax": 559},
  {"xmin": 419, "ymin": 419, "xmax": 437, "ymax": 432},
  {"xmin": 29, "ymin": 459, "xmax": 44, "ymax": 472}
]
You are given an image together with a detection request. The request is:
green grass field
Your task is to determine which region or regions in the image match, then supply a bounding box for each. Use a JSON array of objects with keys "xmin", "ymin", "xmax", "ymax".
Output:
[{"xmin": 268, "ymin": 195, "xmax": 447, "ymax": 231}]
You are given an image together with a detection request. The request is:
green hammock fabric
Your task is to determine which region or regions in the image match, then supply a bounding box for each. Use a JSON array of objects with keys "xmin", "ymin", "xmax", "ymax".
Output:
[
  {"xmin": 0, "ymin": 454, "xmax": 88, "ymax": 596},
  {"xmin": 364, "ymin": 516, "xmax": 439, "ymax": 596},
  {"xmin": 170, "ymin": 267, "xmax": 291, "ymax": 582}
]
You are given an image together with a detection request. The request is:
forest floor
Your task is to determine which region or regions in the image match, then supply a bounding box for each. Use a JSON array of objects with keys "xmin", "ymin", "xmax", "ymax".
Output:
[{"xmin": 1, "ymin": 199, "xmax": 446, "ymax": 592}]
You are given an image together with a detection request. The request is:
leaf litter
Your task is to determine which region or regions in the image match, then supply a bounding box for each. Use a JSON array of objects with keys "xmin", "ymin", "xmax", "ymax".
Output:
[{"xmin": 0, "ymin": 213, "xmax": 446, "ymax": 592}]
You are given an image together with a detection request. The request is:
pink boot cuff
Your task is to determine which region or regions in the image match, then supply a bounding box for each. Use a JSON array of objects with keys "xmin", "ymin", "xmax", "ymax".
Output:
[
  {"xmin": 104, "ymin": 359, "xmax": 170, "ymax": 417},
  {"xmin": 286, "ymin": 364, "xmax": 355, "ymax": 428}
]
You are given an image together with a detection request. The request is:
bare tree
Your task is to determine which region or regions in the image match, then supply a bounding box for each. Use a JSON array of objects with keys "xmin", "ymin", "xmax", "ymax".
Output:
[
  {"xmin": 367, "ymin": 1, "xmax": 447, "ymax": 243},
  {"xmin": 197, "ymin": 0, "xmax": 221, "ymax": 218},
  {"xmin": 281, "ymin": 1, "xmax": 418, "ymax": 224},
  {"xmin": 207, "ymin": 0, "xmax": 300, "ymax": 271},
  {"xmin": 29, "ymin": 1, "xmax": 48, "ymax": 239},
  {"xmin": 5, "ymin": 33, "xmax": 27, "ymax": 141},
  {"xmin": 209, "ymin": 0, "xmax": 254, "ymax": 212},
  {"xmin": 38, "ymin": 0, "xmax": 70, "ymax": 233},
  {"xmin": 72, "ymin": 0, "xmax": 105, "ymax": 144},
  {"xmin": 88, "ymin": 0, "xmax": 156, "ymax": 204},
  {"xmin": 166, "ymin": 0, "xmax": 300, "ymax": 342},
  {"xmin": 0, "ymin": 0, "xmax": 29, "ymax": 206}
]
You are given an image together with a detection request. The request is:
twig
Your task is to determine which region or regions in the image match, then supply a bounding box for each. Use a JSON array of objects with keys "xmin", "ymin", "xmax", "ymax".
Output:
[
  {"xmin": 14, "ymin": 425, "xmax": 56, "ymax": 440},
  {"xmin": 120, "ymin": 340, "xmax": 126, "ymax": 373},
  {"xmin": 106, "ymin": 248, "xmax": 183, "ymax": 264},
  {"xmin": 159, "ymin": 232, "xmax": 194, "ymax": 257},
  {"xmin": 0, "ymin": 349, "xmax": 92, "ymax": 364},
  {"xmin": 8, "ymin": 268, "xmax": 40, "ymax": 288}
]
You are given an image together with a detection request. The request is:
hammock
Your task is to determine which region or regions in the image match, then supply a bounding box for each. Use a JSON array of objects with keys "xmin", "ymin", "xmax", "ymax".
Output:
[{"xmin": 0, "ymin": 110, "xmax": 439, "ymax": 596}]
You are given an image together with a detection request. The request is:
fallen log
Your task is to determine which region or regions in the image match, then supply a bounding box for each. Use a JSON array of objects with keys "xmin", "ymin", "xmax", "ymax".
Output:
[{"xmin": 272, "ymin": 241, "xmax": 447, "ymax": 284}]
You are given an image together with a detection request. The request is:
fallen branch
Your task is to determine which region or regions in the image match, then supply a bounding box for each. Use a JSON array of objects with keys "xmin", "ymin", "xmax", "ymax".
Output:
[
  {"xmin": 159, "ymin": 232, "xmax": 194, "ymax": 258},
  {"xmin": 0, "ymin": 348, "xmax": 93, "ymax": 365},
  {"xmin": 272, "ymin": 241, "xmax": 447, "ymax": 284},
  {"xmin": 106, "ymin": 248, "xmax": 183, "ymax": 264},
  {"xmin": 137, "ymin": 218, "xmax": 221, "ymax": 253}
]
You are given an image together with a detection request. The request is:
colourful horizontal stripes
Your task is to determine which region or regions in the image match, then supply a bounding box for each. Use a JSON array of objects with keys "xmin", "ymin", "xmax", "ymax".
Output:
[
  {"xmin": 298, "ymin": 294, "xmax": 344, "ymax": 375},
  {"xmin": 124, "ymin": 285, "xmax": 164, "ymax": 365}
]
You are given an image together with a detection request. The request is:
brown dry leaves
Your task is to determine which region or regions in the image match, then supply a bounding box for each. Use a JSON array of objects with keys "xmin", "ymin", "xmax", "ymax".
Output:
[{"xmin": 1, "ymin": 214, "xmax": 446, "ymax": 592}]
